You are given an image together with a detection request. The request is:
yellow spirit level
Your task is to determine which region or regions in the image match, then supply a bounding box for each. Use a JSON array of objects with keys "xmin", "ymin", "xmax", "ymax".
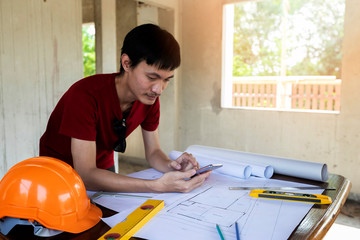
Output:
[
  {"xmin": 249, "ymin": 189, "xmax": 332, "ymax": 204},
  {"xmin": 98, "ymin": 199, "xmax": 164, "ymax": 240}
]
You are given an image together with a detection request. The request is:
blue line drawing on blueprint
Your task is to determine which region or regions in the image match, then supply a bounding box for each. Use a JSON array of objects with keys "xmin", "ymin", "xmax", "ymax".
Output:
[{"xmin": 167, "ymin": 186, "xmax": 253, "ymax": 227}]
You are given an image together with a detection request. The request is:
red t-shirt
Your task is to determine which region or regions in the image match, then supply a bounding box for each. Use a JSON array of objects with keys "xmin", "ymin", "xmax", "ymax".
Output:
[{"xmin": 39, "ymin": 73, "xmax": 160, "ymax": 169}]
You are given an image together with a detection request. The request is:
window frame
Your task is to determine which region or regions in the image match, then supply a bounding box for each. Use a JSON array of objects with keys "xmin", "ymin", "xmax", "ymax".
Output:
[{"xmin": 221, "ymin": 2, "xmax": 343, "ymax": 114}]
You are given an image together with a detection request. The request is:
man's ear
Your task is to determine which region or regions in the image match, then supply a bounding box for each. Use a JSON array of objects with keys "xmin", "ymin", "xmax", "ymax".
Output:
[{"xmin": 121, "ymin": 54, "xmax": 132, "ymax": 72}]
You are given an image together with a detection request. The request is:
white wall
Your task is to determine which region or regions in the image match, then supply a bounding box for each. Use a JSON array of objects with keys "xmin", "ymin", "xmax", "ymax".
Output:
[{"xmin": 0, "ymin": 0, "xmax": 83, "ymax": 175}]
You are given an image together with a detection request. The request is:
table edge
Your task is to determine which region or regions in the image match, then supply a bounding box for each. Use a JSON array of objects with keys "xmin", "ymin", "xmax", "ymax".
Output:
[{"xmin": 307, "ymin": 178, "xmax": 352, "ymax": 239}]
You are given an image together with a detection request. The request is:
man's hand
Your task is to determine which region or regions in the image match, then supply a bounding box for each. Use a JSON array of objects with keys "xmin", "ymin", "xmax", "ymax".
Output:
[
  {"xmin": 153, "ymin": 168, "xmax": 211, "ymax": 193},
  {"xmin": 168, "ymin": 152, "xmax": 200, "ymax": 171}
]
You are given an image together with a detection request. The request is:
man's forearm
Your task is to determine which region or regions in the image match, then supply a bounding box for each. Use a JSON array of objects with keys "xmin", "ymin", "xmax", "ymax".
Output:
[
  {"xmin": 145, "ymin": 148, "xmax": 173, "ymax": 173},
  {"xmin": 81, "ymin": 167, "xmax": 162, "ymax": 192}
]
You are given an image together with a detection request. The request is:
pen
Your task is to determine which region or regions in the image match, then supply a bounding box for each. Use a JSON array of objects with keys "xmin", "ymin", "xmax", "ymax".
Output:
[
  {"xmin": 235, "ymin": 222, "xmax": 240, "ymax": 240},
  {"xmin": 216, "ymin": 224, "xmax": 225, "ymax": 240}
]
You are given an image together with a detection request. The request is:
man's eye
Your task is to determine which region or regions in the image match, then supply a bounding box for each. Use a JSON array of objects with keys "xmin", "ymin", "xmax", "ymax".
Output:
[{"xmin": 147, "ymin": 76, "xmax": 156, "ymax": 80}]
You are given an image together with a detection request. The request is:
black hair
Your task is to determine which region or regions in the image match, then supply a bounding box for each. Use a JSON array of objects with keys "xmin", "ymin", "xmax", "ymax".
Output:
[{"xmin": 119, "ymin": 24, "xmax": 181, "ymax": 74}]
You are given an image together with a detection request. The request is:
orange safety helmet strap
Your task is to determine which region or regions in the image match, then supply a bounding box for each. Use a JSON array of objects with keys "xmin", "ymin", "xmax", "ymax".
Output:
[{"xmin": 0, "ymin": 157, "xmax": 102, "ymax": 234}]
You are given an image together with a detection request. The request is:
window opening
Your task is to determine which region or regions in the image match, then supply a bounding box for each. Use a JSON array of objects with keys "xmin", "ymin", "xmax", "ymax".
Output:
[
  {"xmin": 82, "ymin": 23, "xmax": 96, "ymax": 77},
  {"xmin": 222, "ymin": 0, "xmax": 345, "ymax": 112}
]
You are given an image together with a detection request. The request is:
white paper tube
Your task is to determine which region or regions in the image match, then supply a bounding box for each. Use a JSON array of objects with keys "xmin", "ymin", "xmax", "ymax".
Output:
[
  {"xmin": 187, "ymin": 150, "xmax": 271, "ymax": 179},
  {"xmin": 186, "ymin": 145, "xmax": 328, "ymax": 182}
]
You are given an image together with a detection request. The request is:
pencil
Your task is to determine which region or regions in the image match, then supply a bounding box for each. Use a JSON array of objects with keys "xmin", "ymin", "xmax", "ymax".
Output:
[
  {"xmin": 216, "ymin": 224, "xmax": 225, "ymax": 240},
  {"xmin": 235, "ymin": 222, "xmax": 240, "ymax": 240}
]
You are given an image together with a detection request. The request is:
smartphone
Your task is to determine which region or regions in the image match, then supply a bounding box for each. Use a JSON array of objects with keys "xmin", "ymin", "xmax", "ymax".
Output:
[{"xmin": 191, "ymin": 163, "xmax": 223, "ymax": 178}]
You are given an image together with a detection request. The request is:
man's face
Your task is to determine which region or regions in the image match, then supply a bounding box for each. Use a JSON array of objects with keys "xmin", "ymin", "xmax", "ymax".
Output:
[{"xmin": 128, "ymin": 61, "xmax": 174, "ymax": 105}]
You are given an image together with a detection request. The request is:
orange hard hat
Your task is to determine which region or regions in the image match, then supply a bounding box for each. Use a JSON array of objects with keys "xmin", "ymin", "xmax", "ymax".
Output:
[{"xmin": 0, "ymin": 157, "xmax": 102, "ymax": 234}]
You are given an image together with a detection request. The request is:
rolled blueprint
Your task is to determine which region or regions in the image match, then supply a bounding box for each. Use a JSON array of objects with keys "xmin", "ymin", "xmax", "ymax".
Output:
[
  {"xmin": 186, "ymin": 145, "xmax": 328, "ymax": 182},
  {"xmin": 187, "ymin": 151, "xmax": 273, "ymax": 179},
  {"xmin": 169, "ymin": 150, "xmax": 252, "ymax": 179}
]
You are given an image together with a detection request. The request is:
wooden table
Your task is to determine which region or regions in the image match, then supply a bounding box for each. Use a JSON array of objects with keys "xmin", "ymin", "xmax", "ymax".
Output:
[{"xmin": 0, "ymin": 173, "xmax": 351, "ymax": 240}]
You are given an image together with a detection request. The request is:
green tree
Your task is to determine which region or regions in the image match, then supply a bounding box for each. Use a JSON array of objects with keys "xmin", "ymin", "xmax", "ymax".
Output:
[
  {"xmin": 233, "ymin": 0, "xmax": 344, "ymax": 78},
  {"xmin": 82, "ymin": 25, "xmax": 96, "ymax": 77},
  {"xmin": 233, "ymin": 0, "xmax": 282, "ymax": 76},
  {"xmin": 286, "ymin": 1, "xmax": 344, "ymax": 78}
]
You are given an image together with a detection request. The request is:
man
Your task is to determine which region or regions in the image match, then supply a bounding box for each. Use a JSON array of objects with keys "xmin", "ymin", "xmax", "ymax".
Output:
[{"xmin": 40, "ymin": 24, "xmax": 211, "ymax": 193}]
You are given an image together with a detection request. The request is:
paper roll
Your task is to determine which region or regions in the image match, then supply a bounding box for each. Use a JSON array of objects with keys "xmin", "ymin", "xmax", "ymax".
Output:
[
  {"xmin": 186, "ymin": 145, "xmax": 328, "ymax": 182},
  {"xmin": 185, "ymin": 149, "xmax": 273, "ymax": 179}
]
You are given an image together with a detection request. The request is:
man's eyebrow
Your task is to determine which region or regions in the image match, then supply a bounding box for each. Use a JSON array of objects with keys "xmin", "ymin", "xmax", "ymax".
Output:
[{"xmin": 147, "ymin": 72, "xmax": 174, "ymax": 79}]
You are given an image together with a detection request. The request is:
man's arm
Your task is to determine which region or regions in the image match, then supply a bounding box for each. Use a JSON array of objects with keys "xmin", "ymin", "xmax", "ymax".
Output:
[
  {"xmin": 71, "ymin": 137, "xmax": 209, "ymax": 193},
  {"xmin": 71, "ymin": 138, "xmax": 158, "ymax": 192}
]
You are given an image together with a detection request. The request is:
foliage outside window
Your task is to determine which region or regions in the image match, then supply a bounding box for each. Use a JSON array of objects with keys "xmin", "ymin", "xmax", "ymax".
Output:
[
  {"xmin": 82, "ymin": 23, "xmax": 96, "ymax": 77},
  {"xmin": 222, "ymin": 0, "xmax": 345, "ymax": 112}
]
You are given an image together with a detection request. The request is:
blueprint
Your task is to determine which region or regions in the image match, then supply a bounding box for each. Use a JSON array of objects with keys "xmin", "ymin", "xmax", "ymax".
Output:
[{"xmin": 94, "ymin": 168, "xmax": 324, "ymax": 240}]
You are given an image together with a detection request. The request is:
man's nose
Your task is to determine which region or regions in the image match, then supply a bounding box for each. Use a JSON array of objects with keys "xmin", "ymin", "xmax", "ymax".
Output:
[{"xmin": 152, "ymin": 81, "xmax": 164, "ymax": 94}]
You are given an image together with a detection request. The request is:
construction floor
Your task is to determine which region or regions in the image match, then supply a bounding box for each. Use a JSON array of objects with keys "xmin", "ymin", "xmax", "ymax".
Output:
[
  {"xmin": 324, "ymin": 198, "xmax": 360, "ymax": 239},
  {"xmin": 118, "ymin": 160, "xmax": 360, "ymax": 239}
]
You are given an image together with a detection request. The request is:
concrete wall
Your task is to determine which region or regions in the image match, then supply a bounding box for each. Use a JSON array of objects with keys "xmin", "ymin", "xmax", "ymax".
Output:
[
  {"xmin": 335, "ymin": 0, "xmax": 360, "ymax": 196},
  {"xmin": 179, "ymin": 0, "xmax": 360, "ymax": 196},
  {"xmin": 0, "ymin": 0, "xmax": 83, "ymax": 176}
]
